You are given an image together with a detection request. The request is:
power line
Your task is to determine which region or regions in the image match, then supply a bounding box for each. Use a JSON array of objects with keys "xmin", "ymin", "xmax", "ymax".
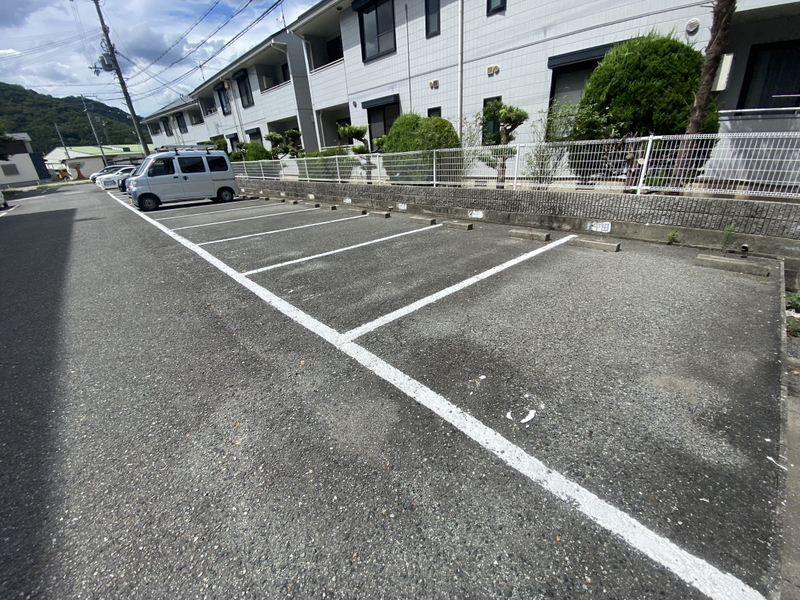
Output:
[
  {"xmin": 124, "ymin": 0, "xmax": 224, "ymax": 82},
  {"xmin": 124, "ymin": 0, "xmax": 257, "ymax": 88}
]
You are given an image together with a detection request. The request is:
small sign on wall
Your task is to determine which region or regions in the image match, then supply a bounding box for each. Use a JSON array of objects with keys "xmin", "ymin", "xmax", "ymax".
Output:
[{"xmin": 586, "ymin": 221, "xmax": 612, "ymax": 233}]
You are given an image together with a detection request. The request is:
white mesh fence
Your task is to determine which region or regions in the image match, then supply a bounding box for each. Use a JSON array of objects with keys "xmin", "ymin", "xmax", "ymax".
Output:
[{"xmin": 231, "ymin": 133, "xmax": 800, "ymax": 199}]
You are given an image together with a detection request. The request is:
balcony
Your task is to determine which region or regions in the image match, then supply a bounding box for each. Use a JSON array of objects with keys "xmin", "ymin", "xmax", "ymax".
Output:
[
  {"xmin": 260, "ymin": 80, "xmax": 297, "ymax": 120},
  {"xmin": 308, "ymin": 59, "xmax": 347, "ymax": 109}
]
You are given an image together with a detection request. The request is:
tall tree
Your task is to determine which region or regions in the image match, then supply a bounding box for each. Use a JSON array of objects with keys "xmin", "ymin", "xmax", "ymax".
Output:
[{"xmin": 686, "ymin": 0, "xmax": 737, "ymax": 134}]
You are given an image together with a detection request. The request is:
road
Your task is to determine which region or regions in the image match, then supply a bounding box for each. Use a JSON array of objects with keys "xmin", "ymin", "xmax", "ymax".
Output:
[{"xmin": 0, "ymin": 184, "xmax": 787, "ymax": 599}]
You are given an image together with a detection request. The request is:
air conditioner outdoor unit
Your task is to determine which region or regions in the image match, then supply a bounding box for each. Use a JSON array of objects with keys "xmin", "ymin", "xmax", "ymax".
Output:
[
  {"xmin": 487, "ymin": 65, "xmax": 499, "ymax": 76},
  {"xmin": 429, "ymin": 80, "xmax": 439, "ymax": 89}
]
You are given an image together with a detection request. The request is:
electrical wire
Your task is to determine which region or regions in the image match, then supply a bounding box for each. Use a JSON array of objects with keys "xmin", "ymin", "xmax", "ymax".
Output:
[
  {"xmin": 124, "ymin": 0, "xmax": 257, "ymax": 88},
  {"xmin": 70, "ymin": 0, "xmax": 95, "ymax": 67},
  {"xmin": 123, "ymin": 0, "xmax": 224, "ymax": 82}
]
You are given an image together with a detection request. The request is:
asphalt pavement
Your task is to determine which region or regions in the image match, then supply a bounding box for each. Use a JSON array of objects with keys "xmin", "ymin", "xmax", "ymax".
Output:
[{"xmin": 0, "ymin": 185, "xmax": 789, "ymax": 599}]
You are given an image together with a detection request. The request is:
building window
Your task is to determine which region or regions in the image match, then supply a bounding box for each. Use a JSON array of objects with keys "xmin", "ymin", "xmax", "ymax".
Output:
[
  {"xmin": 367, "ymin": 102, "xmax": 399, "ymax": 149},
  {"xmin": 326, "ymin": 36, "xmax": 344, "ymax": 63},
  {"xmin": 358, "ymin": 0, "xmax": 396, "ymax": 61},
  {"xmin": 281, "ymin": 63, "xmax": 291, "ymax": 83},
  {"xmin": 427, "ymin": 107, "xmax": 441, "ymax": 118},
  {"xmin": 739, "ymin": 40, "xmax": 800, "ymax": 109},
  {"xmin": 482, "ymin": 97, "xmax": 501, "ymax": 145},
  {"xmin": 1, "ymin": 163, "xmax": 19, "ymax": 176},
  {"xmin": 160, "ymin": 117, "xmax": 173, "ymax": 137},
  {"xmin": 175, "ymin": 112, "xmax": 188, "ymax": 134},
  {"xmin": 246, "ymin": 128, "xmax": 262, "ymax": 143},
  {"xmin": 226, "ymin": 133, "xmax": 239, "ymax": 153},
  {"xmin": 148, "ymin": 123, "xmax": 161, "ymax": 135},
  {"xmin": 487, "ymin": 0, "xmax": 505, "ymax": 16},
  {"xmin": 237, "ymin": 74, "xmax": 254, "ymax": 108},
  {"xmin": 426, "ymin": 0, "xmax": 440, "ymax": 37},
  {"xmin": 217, "ymin": 87, "xmax": 231, "ymax": 115}
]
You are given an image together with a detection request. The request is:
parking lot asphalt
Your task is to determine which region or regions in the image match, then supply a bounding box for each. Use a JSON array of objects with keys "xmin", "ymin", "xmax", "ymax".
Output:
[{"xmin": 0, "ymin": 186, "xmax": 788, "ymax": 599}]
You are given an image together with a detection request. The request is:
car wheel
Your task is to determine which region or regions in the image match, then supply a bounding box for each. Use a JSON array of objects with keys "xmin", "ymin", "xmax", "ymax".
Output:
[
  {"xmin": 139, "ymin": 195, "xmax": 159, "ymax": 211},
  {"xmin": 217, "ymin": 187, "xmax": 234, "ymax": 203}
]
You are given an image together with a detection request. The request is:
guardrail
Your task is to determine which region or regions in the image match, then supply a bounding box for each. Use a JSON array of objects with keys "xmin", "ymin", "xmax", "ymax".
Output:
[{"xmin": 232, "ymin": 132, "xmax": 800, "ymax": 200}]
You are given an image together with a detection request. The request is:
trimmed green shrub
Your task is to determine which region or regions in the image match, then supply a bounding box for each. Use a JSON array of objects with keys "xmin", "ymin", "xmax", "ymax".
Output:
[
  {"xmin": 573, "ymin": 33, "xmax": 719, "ymax": 140},
  {"xmin": 381, "ymin": 113, "xmax": 461, "ymax": 184}
]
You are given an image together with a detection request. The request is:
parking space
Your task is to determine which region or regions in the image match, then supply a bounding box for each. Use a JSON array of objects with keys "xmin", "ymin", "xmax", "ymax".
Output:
[{"xmin": 104, "ymin": 188, "xmax": 784, "ymax": 599}]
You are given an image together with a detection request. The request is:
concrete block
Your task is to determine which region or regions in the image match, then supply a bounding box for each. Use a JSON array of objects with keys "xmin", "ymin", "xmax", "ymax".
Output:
[
  {"xmin": 350, "ymin": 208, "xmax": 368, "ymax": 215},
  {"xmin": 570, "ymin": 237, "xmax": 620, "ymax": 252},
  {"xmin": 320, "ymin": 204, "xmax": 338, "ymax": 210},
  {"xmin": 694, "ymin": 254, "xmax": 771, "ymax": 277},
  {"xmin": 369, "ymin": 211, "xmax": 392, "ymax": 218},
  {"xmin": 305, "ymin": 201, "xmax": 320, "ymax": 207},
  {"xmin": 443, "ymin": 221, "xmax": 473, "ymax": 230},
  {"xmin": 411, "ymin": 216, "xmax": 437, "ymax": 225},
  {"xmin": 509, "ymin": 229, "xmax": 550, "ymax": 242}
]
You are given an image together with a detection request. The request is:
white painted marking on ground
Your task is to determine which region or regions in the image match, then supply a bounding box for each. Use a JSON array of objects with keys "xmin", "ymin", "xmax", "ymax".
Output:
[
  {"xmin": 767, "ymin": 456, "xmax": 788, "ymax": 471},
  {"xmin": 155, "ymin": 201, "xmax": 269, "ymax": 220},
  {"xmin": 108, "ymin": 190, "xmax": 767, "ymax": 600},
  {"xmin": 506, "ymin": 411, "xmax": 513, "ymax": 420},
  {"xmin": 243, "ymin": 224, "xmax": 442, "ymax": 275},
  {"xmin": 340, "ymin": 235, "xmax": 576, "ymax": 342},
  {"xmin": 520, "ymin": 410, "xmax": 536, "ymax": 424},
  {"xmin": 199, "ymin": 215, "xmax": 368, "ymax": 246},
  {"xmin": 62, "ymin": 191, "xmax": 83, "ymax": 195},
  {"xmin": 172, "ymin": 207, "xmax": 318, "ymax": 230},
  {"xmin": 0, "ymin": 205, "xmax": 20, "ymax": 217}
]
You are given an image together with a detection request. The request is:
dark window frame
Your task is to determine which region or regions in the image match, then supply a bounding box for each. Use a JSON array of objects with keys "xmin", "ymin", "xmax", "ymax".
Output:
[
  {"xmin": 237, "ymin": 74, "xmax": 255, "ymax": 108},
  {"xmin": 367, "ymin": 102, "xmax": 400, "ymax": 150},
  {"xmin": 738, "ymin": 39, "xmax": 800, "ymax": 109},
  {"xmin": 175, "ymin": 112, "xmax": 188, "ymax": 134},
  {"xmin": 160, "ymin": 117, "xmax": 173, "ymax": 137},
  {"xmin": 217, "ymin": 88, "xmax": 232, "ymax": 116},
  {"xmin": 425, "ymin": 0, "xmax": 440, "ymax": 38},
  {"xmin": 358, "ymin": 0, "xmax": 397, "ymax": 62},
  {"xmin": 487, "ymin": 0, "xmax": 506, "ymax": 16},
  {"xmin": 427, "ymin": 106, "xmax": 442, "ymax": 118}
]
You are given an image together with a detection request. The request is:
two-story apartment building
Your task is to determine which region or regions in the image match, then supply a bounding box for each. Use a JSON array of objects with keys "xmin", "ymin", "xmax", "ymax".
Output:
[
  {"xmin": 145, "ymin": 30, "xmax": 319, "ymax": 153},
  {"xmin": 143, "ymin": 0, "xmax": 800, "ymax": 151}
]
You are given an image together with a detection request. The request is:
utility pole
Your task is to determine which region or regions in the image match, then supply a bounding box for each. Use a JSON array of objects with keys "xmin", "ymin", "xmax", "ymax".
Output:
[
  {"xmin": 90, "ymin": 0, "xmax": 150, "ymax": 155},
  {"xmin": 54, "ymin": 123, "xmax": 70, "ymax": 159},
  {"xmin": 82, "ymin": 95, "xmax": 108, "ymax": 166}
]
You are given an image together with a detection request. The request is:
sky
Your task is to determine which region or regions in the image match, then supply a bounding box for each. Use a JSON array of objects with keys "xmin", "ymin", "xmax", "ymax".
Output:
[{"xmin": 0, "ymin": 0, "xmax": 315, "ymax": 118}]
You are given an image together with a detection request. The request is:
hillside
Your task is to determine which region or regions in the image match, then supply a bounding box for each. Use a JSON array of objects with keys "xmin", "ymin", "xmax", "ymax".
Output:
[{"xmin": 0, "ymin": 81, "xmax": 152, "ymax": 154}]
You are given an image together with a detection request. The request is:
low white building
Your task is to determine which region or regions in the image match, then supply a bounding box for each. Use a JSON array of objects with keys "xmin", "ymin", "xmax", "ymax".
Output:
[
  {"xmin": 0, "ymin": 133, "xmax": 51, "ymax": 188},
  {"xmin": 44, "ymin": 145, "xmax": 146, "ymax": 180}
]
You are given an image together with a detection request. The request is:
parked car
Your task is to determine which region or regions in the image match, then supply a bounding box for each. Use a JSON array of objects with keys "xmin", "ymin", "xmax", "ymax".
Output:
[
  {"xmin": 96, "ymin": 166, "xmax": 136, "ymax": 190},
  {"xmin": 90, "ymin": 164, "xmax": 133, "ymax": 183},
  {"xmin": 128, "ymin": 148, "xmax": 239, "ymax": 211}
]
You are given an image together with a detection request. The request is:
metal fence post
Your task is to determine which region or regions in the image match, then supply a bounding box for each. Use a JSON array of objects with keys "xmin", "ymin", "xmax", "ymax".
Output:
[
  {"xmin": 335, "ymin": 156, "xmax": 341, "ymax": 183},
  {"xmin": 260, "ymin": 161, "xmax": 265, "ymax": 179},
  {"xmin": 637, "ymin": 135, "xmax": 655, "ymax": 195},
  {"xmin": 377, "ymin": 154, "xmax": 382, "ymax": 184},
  {"xmin": 513, "ymin": 144, "xmax": 521, "ymax": 190},
  {"xmin": 433, "ymin": 150, "xmax": 437, "ymax": 188}
]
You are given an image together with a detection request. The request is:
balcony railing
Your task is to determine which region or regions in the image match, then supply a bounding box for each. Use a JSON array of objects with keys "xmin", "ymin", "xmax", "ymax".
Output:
[{"xmin": 232, "ymin": 132, "xmax": 800, "ymax": 200}]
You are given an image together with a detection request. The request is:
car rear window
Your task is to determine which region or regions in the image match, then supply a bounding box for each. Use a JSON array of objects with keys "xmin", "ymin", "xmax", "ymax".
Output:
[{"xmin": 207, "ymin": 156, "xmax": 229, "ymax": 172}]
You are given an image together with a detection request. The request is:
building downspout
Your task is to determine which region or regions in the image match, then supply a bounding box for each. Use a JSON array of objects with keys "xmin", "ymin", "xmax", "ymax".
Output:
[
  {"xmin": 405, "ymin": 4, "xmax": 413, "ymax": 112},
  {"xmin": 457, "ymin": 0, "xmax": 464, "ymax": 139},
  {"xmin": 295, "ymin": 34, "xmax": 323, "ymax": 150}
]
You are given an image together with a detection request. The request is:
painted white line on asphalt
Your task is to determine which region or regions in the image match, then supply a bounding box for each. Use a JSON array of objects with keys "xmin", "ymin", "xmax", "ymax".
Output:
[
  {"xmin": 244, "ymin": 224, "xmax": 442, "ymax": 275},
  {"xmin": 0, "ymin": 205, "xmax": 20, "ymax": 217},
  {"xmin": 199, "ymin": 214, "xmax": 368, "ymax": 246},
  {"xmin": 341, "ymin": 235, "xmax": 575, "ymax": 342},
  {"xmin": 63, "ymin": 191, "xmax": 83, "ymax": 195},
  {"xmin": 155, "ymin": 201, "xmax": 266, "ymax": 220},
  {"xmin": 172, "ymin": 207, "xmax": 318, "ymax": 230},
  {"xmin": 108, "ymin": 190, "xmax": 766, "ymax": 600}
]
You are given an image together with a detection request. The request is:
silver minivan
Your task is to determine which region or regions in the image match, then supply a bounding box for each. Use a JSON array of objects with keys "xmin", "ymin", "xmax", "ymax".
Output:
[{"xmin": 128, "ymin": 147, "xmax": 240, "ymax": 211}]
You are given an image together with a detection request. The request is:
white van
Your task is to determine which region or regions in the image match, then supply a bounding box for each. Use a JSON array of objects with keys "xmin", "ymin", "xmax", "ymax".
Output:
[{"xmin": 127, "ymin": 147, "xmax": 240, "ymax": 211}]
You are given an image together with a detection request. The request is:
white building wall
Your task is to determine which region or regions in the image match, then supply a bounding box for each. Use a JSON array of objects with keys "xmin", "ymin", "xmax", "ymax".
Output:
[{"xmin": 0, "ymin": 153, "xmax": 43, "ymax": 187}]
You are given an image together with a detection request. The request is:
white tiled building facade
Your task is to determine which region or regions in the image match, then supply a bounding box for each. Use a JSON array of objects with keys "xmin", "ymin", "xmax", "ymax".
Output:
[{"xmin": 143, "ymin": 0, "xmax": 800, "ymax": 151}]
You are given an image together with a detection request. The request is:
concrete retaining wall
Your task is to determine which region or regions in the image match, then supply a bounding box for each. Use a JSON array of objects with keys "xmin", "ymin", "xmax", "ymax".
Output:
[{"xmin": 238, "ymin": 178, "xmax": 800, "ymax": 264}]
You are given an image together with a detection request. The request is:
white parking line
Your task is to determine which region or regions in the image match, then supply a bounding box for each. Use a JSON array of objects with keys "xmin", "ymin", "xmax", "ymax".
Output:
[
  {"xmin": 243, "ymin": 224, "xmax": 442, "ymax": 275},
  {"xmin": 341, "ymin": 235, "xmax": 575, "ymax": 342},
  {"xmin": 108, "ymin": 190, "xmax": 766, "ymax": 600},
  {"xmin": 155, "ymin": 201, "xmax": 266, "ymax": 220},
  {"xmin": 172, "ymin": 207, "xmax": 318, "ymax": 231},
  {"xmin": 199, "ymin": 214, "xmax": 368, "ymax": 246},
  {"xmin": 0, "ymin": 205, "xmax": 20, "ymax": 217}
]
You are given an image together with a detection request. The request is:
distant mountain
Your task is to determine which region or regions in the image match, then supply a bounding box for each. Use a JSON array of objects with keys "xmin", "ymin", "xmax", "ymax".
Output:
[{"xmin": 0, "ymin": 81, "xmax": 152, "ymax": 154}]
